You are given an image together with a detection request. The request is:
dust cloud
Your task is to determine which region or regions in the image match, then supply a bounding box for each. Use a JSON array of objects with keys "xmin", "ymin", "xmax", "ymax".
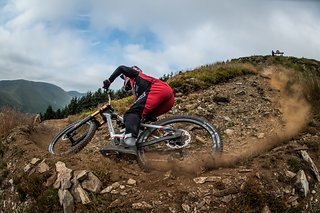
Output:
[
  {"xmin": 204, "ymin": 68, "xmax": 310, "ymax": 171},
  {"xmin": 155, "ymin": 68, "xmax": 312, "ymax": 174}
]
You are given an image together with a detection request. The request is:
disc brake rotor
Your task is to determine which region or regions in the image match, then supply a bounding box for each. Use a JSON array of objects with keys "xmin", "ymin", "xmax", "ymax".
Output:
[{"xmin": 165, "ymin": 129, "xmax": 191, "ymax": 149}]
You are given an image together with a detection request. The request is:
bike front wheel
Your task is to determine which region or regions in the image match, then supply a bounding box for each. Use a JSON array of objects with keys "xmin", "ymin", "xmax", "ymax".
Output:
[
  {"xmin": 48, "ymin": 120, "xmax": 97, "ymax": 156},
  {"xmin": 137, "ymin": 115, "xmax": 222, "ymax": 170}
]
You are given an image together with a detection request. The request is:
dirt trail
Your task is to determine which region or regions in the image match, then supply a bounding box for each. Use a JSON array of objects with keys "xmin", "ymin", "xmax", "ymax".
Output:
[
  {"xmin": 24, "ymin": 68, "xmax": 312, "ymax": 177},
  {"xmin": 29, "ymin": 118, "xmax": 68, "ymax": 151},
  {"xmin": 2, "ymin": 68, "xmax": 319, "ymax": 212}
]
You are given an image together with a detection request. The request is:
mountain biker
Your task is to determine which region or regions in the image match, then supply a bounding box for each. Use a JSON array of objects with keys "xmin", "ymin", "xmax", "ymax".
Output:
[{"xmin": 102, "ymin": 65, "xmax": 175, "ymax": 155}]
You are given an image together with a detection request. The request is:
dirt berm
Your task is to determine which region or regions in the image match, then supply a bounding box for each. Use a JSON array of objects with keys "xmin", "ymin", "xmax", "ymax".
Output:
[{"xmin": 1, "ymin": 67, "xmax": 320, "ymax": 212}]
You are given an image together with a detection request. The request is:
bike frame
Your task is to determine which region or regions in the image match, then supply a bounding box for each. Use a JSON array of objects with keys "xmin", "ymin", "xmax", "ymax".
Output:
[
  {"xmin": 102, "ymin": 110, "xmax": 180, "ymax": 148},
  {"xmin": 64, "ymin": 94, "xmax": 182, "ymax": 148}
]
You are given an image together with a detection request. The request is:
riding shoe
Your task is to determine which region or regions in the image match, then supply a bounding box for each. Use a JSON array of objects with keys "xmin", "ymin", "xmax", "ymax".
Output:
[{"xmin": 122, "ymin": 135, "xmax": 137, "ymax": 155}]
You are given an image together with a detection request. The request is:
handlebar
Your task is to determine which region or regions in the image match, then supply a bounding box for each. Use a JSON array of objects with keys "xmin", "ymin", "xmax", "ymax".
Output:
[
  {"xmin": 102, "ymin": 89, "xmax": 111, "ymax": 104},
  {"xmin": 108, "ymin": 93, "xmax": 111, "ymax": 106}
]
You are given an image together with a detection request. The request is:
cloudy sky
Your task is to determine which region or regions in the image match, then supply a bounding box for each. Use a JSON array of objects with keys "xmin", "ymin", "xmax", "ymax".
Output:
[{"xmin": 0, "ymin": 0, "xmax": 319, "ymax": 92}]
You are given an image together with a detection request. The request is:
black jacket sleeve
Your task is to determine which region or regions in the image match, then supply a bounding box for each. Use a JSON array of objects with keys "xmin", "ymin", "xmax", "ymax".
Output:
[{"xmin": 108, "ymin": 65, "xmax": 139, "ymax": 83}]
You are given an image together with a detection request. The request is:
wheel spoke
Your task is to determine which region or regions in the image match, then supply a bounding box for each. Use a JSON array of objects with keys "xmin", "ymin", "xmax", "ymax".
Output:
[
  {"xmin": 49, "ymin": 120, "xmax": 97, "ymax": 156},
  {"xmin": 137, "ymin": 116, "xmax": 221, "ymax": 170}
]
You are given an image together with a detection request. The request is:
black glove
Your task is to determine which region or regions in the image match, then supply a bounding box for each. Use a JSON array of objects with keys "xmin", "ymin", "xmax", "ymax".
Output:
[{"xmin": 103, "ymin": 79, "xmax": 111, "ymax": 90}]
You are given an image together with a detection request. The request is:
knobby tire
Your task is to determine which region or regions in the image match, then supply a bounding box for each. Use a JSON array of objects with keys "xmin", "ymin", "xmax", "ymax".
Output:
[
  {"xmin": 137, "ymin": 115, "xmax": 222, "ymax": 169},
  {"xmin": 49, "ymin": 120, "xmax": 97, "ymax": 156}
]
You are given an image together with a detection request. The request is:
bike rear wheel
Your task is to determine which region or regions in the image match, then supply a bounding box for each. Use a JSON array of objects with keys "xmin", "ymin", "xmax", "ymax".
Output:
[
  {"xmin": 137, "ymin": 115, "xmax": 222, "ymax": 170},
  {"xmin": 48, "ymin": 120, "xmax": 97, "ymax": 156}
]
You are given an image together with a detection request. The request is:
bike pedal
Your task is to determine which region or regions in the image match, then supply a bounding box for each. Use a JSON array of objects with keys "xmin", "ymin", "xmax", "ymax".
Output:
[
  {"xmin": 100, "ymin": 148, "xmax": 120, "ymax": 156},
  {"xmin": 100, "ymin": 145, "xmax": 137, "ymax": 159},
  {"xmin": 103, "ymin": 151, "xmax": 120, "ymax": 155}
]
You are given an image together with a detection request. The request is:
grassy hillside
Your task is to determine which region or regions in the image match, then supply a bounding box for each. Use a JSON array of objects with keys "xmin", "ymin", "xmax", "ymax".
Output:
[
  {"xmin": 0, "ymin": 79, "xmax": 71, "ymax": 113},
  {"xmin": 232, "ymin": 55, "xmax": 320, "ymax": 107},
  {"xmin": 168, "ymin": 55, "xmax": 320, "ymax": 115},
  {"xmin": 168, "ymin": 62, "xmax": 257, "ymax": 93}
]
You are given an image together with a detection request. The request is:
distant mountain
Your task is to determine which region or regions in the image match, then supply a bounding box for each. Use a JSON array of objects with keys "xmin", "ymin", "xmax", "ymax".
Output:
[
  {"xmin": 0, "ymin": 79, "xmax": 72, "ymax": 113},
  {"xmin": 67, "ymin": 91, "xmax": 86, "ymax": 98}
]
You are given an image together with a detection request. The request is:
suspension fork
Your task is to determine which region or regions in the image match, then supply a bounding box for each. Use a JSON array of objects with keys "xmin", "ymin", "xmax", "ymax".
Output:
[
  {"xmin": 64, "ymin": 105, "xmax": 108, "ymax": 136},
  {"xmin": 65, "ymin": 115, "xmax": 94, "ymax": 136},
  {"xmin": 103, "ymin": 113, "xmax": 125, "ymax": 145}
]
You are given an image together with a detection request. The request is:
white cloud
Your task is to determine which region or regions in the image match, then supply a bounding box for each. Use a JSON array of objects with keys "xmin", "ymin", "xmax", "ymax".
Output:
[{"xmin": 0, "ymin": 0, "xmax": 319, "ymax": 92}]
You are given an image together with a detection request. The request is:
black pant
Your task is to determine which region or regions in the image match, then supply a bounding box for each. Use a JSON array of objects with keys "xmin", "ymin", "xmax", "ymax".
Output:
[{"xmin": 123, "ymin": 92, "xmax": 148, "ymax": 138}]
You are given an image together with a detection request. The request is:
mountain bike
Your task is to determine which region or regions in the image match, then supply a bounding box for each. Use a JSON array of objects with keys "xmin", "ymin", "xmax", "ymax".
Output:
[{"xmin": 48, "ymin": 95, "xmax": 222, "ymax": 169}]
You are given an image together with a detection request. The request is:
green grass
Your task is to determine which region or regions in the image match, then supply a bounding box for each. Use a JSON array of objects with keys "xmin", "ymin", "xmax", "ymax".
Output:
[
  {"xmin": 66, "ymin": 96, "xmax": 134, "ymax": 124},
  {"xmin": 169, "ymin": 62, "xmax": 257, "ymax": 94},
  {"xmin": 23, "ymin": 188, "xmax": 61, "ymax": 213},
  {"xmin": 111, "ymin": 96, "xmax": 134, "ymax": 115},
  {"xmin": 14, "ymin": 172, "xmax": 62, "ymax": 212}
]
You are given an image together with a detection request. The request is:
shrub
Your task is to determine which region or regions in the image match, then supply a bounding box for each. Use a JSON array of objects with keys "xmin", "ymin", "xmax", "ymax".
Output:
[
  {"xmin": 15, "ymin": 172, "xmax": 62, "ymax": 212},
  {"xmin": 0, "ymin": 161, "xmax": 9, "ymax": 185},
  {"xmin": 0, "ymin": 107, "xmax": 33, "ymax": 139},
  {"xmin": 287, "ymin": 157, "xmax": 307, "ymax": 173},
  {"xmin": 24, "ymin": 188, "xmax": 61, "ymax": 213},
  {"xmin": 227, "ymin": 178, "xmax": 287, "ymax": 212}
]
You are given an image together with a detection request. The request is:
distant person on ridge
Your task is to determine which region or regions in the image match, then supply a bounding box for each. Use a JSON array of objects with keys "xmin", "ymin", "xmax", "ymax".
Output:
[{"xmin": 102, "ymin": 65, "xmax": 175, "ymax": 155}]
